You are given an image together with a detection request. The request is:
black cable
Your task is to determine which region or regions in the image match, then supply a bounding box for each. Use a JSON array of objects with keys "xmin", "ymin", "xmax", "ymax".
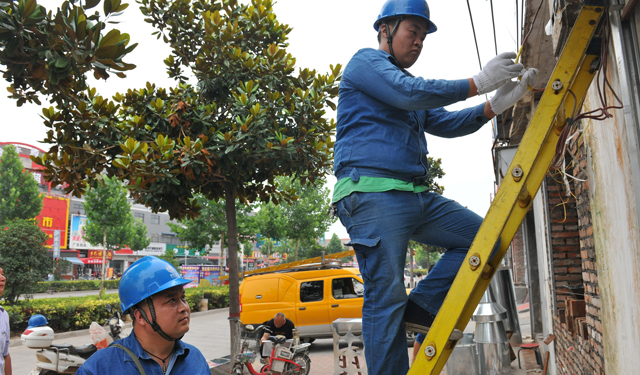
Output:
[
  {"xmin": 490, "ymin": 0, "xmax": 498, "ymax": 55},
  {"xmin": 466, "ymin": 0, "xmax": 483, "ymax": 70},
  {"xmin": 520, "ymin": 0, "xmax": 525, "ymax": 47},
  {"xmin": 515, "ymin": 0, "xmax": 519, "ymax": 49}
]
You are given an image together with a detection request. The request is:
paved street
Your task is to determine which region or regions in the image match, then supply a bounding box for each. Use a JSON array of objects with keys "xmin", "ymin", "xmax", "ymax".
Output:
[{"xmin": 14, "ymin": 304, "xmax": 535, "ymax": 374}]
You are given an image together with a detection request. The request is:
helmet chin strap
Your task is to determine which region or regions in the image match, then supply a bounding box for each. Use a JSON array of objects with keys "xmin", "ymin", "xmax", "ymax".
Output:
[
  {"xmin": 385, "ymin": 17, "xmax": 403, "ymax": 61},
  {"xmin": 136, "ymin": 298, "xmax": 185, "ymax": 342}
]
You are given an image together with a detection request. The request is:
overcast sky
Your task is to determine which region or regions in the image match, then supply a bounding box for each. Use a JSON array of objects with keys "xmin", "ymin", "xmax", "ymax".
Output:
[{"xmin": 1, "ymin": 0, "xmax": 526, "ymax": 239}]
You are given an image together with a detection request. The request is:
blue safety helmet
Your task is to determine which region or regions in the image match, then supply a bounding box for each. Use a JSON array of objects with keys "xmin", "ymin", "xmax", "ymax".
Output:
[
  {"xmin": 27, "ymin": 314, "xmax": 48, "ymax": 329},
  {"xmin": 374, "ymin": 0, "xmax": 437, "ymax": 34},
  {"xmin": 119, "ymin": 255, "xmax": 191, "ymax": 314}
]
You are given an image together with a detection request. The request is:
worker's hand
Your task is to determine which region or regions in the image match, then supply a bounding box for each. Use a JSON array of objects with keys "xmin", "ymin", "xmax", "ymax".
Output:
[
  {"xmin": 489, "ymin": 68, "xmax": 538, "ymax": 115},
  {"xmin": 473, "ymin": 52, "xmax": 525, "ymax": 95}
]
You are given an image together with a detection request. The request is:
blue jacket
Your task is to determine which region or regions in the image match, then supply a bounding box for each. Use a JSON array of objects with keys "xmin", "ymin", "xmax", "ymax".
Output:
[
  {"xmin": 334, "ymin": 48, "xmax": 490, "ymax": 185},
  {"xmin": 76, "ymin": 333, "xmax": 210, "ymax": 375}
]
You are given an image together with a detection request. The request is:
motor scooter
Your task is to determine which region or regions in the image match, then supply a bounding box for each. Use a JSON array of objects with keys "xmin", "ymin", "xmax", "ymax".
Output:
[
  {"xmin": 23, "ymin": 304, "xmax": 126, "ymax": 375},
  {"xmin": 229, "ymin": 317, "xmax": 311, "ymax": 375}
]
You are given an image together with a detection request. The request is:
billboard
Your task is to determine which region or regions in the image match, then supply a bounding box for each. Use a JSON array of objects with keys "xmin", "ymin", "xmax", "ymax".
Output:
[
  {"xmin": 167, "ymin": 244, "xmax": 206, "ymax": 257},
  {"xmin": 70, "ymin": 215, "xmax": 103, "ymax": 249},
  {"xmin": 180, "ymin": 266, "xmax": 201, "ymax": 288},
  {"xmin": 135, "ymin": 242, "xmax": 167, "ymax": 256},
  {"xmin": 36, "ymin": 196, "xmax": 69, "ymax": 249},
  {"xmin": 180, "ymin": 265, "xmax": 222, "ymax": 288}
]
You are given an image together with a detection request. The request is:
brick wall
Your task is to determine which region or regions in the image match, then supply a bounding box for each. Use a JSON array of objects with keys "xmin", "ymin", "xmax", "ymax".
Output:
[
  {"xmin": 546, "ymin": 174, "xmax": 581, "ymax": 311},
  {"xmin": 546, "ymin": 133, "xmax": 603, "ymax": 374}
]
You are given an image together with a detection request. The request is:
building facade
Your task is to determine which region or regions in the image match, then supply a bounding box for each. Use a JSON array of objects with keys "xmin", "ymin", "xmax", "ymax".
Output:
[
  {"xmin": 495, "ymin": 1, "xmax": 640, "ymax": 374},
  {"xmin": 0, "ymin": 142, "xmax": 223, "ymax": 278}
]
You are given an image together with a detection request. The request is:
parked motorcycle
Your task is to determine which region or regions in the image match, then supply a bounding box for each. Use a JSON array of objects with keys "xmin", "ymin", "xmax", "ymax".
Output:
[
  {"xmin": 229, "ymin": 317, "xmax": 312, "ymax": 375},
  {"xmin": 23, "ymin": 304, "xmax": 126, "ymax": 375}
]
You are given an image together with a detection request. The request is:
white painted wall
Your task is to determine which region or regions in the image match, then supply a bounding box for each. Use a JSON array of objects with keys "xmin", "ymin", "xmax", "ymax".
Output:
[{"xmin": 583, "ymin": 53, "xmax": 640, "ymax": 372}]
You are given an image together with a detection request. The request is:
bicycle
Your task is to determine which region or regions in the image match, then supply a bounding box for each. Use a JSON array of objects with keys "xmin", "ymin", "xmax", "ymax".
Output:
[{"xmin": 229, "ymin": 318, "xmax": 311, "ymax": 375}]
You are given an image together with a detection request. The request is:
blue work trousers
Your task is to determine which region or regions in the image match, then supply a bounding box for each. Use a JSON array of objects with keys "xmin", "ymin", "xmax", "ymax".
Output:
[{"xmin": 336, "ymin": 190, "xmax": 489, "ymax": 375}]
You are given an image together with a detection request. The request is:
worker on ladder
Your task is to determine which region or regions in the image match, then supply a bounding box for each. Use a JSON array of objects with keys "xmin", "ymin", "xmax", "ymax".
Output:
[{"xmin": 331, "ymin": 0, "xmax": 537, "ymax": 373}]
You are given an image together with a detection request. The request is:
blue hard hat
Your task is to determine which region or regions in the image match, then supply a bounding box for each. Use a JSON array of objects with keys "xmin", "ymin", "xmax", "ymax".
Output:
[
  {"xmin": 119, "ymin": 256, "xmax": 192, "ymax": 313},
  {"xmin": 27, "ymin": 314, "xmax": 48, "ymax": 329},
  {"xmin": 374, "ymin": 0, "xmax": 437, "ymax": 34}
]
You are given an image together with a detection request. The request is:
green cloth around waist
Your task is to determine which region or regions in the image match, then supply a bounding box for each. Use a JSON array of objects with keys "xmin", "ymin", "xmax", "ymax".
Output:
[{"xmin": 332, "ymin": 176, "xmax": 429, "ymax": 203}]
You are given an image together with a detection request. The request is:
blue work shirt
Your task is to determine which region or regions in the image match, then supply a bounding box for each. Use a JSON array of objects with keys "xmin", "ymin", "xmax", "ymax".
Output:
[
  {"xmin": 334, "ymin": 48, "xmax": 491, "ymax": 186},
  {"xmin": 76, "ymin": 332, "xmax": 210, "ymax": 375}
]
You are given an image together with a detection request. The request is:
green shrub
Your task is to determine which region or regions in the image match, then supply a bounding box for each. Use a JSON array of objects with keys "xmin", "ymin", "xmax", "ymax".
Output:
[
  {"xmin": 35, "ymin": 279, "xmax": 121, "ymax": 294},
  {"xmin": 3, "ymin": 286, "xmax": 229, "ymax": 335}
]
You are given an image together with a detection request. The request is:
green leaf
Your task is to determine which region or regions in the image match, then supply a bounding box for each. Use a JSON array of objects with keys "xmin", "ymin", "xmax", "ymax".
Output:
[
  {"xmin": 85, "ymin": 0, "xmax": 100, "ymax": 9},
  {"xmin": 104, "ymin": 0, "xmax": 112, "ymax": 15},
  {"xmin": 53, "ymin": 58, "xmax": 70, "ymax": 68}
]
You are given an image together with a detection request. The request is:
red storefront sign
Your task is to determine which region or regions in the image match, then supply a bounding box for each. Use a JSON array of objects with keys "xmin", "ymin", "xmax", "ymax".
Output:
[
  {"xmin": 88, "ymin": 250, "xmax": 113, "ymax": 260},
  {"xmin": 35, "ymin": 196, "xmax": 69, "ymax": 249},
  {"xmin": 81, "ymin": 258, "xmax": 104, "ymax": 265}
]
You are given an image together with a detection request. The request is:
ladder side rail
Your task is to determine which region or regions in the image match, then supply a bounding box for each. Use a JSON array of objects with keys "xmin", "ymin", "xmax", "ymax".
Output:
[{"xmin": 408, "ymin": 4, "xmax": 604, "ymax": 374}]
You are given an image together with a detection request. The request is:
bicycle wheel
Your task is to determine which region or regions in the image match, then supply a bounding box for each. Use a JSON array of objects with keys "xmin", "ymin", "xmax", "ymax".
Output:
[
  {"xmin": 284, "ymin": 353, "xmax": 311, "ymax": 375},
  {"xmin": 231, "ymin": 363, "xmax": 245, "ymax": 375}
]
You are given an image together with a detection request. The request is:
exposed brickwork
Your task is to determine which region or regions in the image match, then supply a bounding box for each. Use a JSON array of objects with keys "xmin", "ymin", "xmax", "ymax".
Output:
[
  {"xmin": 547, "ymin": 133, "xmax": 603, "ymax": 375},
  {"xmin": 546, "ymin": 173, "xmax": 581, "ymax": 311}
]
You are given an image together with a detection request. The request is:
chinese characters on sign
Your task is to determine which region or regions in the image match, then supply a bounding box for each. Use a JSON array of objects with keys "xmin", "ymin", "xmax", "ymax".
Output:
[{"xmin": 88, "ymin": 250, "xmax": 113, "ymax": 260}]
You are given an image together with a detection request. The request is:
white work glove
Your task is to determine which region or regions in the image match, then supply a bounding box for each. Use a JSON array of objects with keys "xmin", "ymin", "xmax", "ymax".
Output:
[
  {"xmin": 473, "ymin": 52, "xmax": 525, "ymax": 95},
  {"xmin": 489, "ymin": 68, "xmax": 538, "ymax": 115}
]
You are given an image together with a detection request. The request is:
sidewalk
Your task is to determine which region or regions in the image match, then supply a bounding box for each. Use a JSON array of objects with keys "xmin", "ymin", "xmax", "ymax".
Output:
[
  {"xmin": 216, "ymin": 307, "xmax": 544, "ymax": 375},
  {"xmin": 16, "ymin": 301, "xmax": 544, "ymax": 374}
]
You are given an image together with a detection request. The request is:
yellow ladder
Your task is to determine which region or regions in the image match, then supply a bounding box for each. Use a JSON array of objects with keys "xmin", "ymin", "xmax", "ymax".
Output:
[
  {"xmin": 218, "ymin": 249, "xmax": 356, "ymax": 281},
  {"xmin": 409, "ymin": 2, "xmax": 604, "ymax": 374}
]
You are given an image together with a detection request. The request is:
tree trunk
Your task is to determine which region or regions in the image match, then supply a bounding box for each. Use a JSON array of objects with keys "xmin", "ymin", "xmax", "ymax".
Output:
[
  {"xmin": 99, "ymin": 228, "xmax": 106, "ymax": 299},
  {"xmin": 224, "ymin": 182, "xmax": 242, "ymax": 360},
  {"xmin": 295, "ymin": 238, "xmax": 299, "ymax": 262},
  {"xmin": 220, "ymin": 231, "xmax": 226, "ymax": 272}
]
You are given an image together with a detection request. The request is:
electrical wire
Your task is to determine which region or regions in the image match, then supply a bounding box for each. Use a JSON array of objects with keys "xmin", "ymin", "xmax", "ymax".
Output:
[
  {"xmin": 516, "ymin": 0, "xmax": 520, "ymax": 48},
  {"xmin": 520, "ymin": 0, "xmax": 525, "ymax": 48},
  {"xmin": 466, "ymin": 0, "xmax": 483, "ymax": 71},
  {"xmin": 490, "ymin": 0, "xmax": 498, "ymax": 55},
  {"xmin": 515, "ymin": 0, "xmax": 546, "ymax": 64},
  {"xmin": 549, "ymin": 11, "xmax": 625, "ymax": 193}
]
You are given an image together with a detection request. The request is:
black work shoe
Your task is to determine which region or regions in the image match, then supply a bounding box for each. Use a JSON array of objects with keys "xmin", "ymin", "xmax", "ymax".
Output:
[{"xmin": 404, "ymin": 299, "xmax": 464, "ymax": 340}]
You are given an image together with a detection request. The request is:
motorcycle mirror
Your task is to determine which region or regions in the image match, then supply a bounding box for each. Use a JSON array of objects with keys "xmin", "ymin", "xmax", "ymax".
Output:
[{"xmin": 106, "ymin": 304, "xmax": 112, "ymax": 313}]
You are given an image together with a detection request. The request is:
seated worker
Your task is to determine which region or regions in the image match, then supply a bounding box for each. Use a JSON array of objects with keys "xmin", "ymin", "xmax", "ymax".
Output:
[
  {"xmin": 412, "ymin": 333, "xmax": 426, "ymax": 364},
  {"xmin": 260, "ymin": 313, "xmax": 295, "ymax": 363},
  {"xmin": 77, "ymin": 256, "xmax": 210, "ymax": 374}
]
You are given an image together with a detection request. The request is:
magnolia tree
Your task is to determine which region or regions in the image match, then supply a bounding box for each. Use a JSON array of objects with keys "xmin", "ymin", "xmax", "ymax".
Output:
[{"xmin": 2, "ymin": 0, "xmax": 340, "ymax": 355}]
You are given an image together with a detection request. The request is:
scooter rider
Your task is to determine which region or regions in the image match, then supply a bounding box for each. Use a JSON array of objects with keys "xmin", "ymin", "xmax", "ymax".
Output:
[{"xmin": 77, "ymin": 256, "xmax": 210, "ymax": 374}]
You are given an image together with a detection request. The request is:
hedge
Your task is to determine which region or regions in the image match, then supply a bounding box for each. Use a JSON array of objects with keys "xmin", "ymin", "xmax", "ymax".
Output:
[
  {"xmin": 2, "ymin": 286, "xmax": 229, "ymax": 336},
  {"xmin": 34, "ymin": 279, "xmax": 121, "ymax": 293}
]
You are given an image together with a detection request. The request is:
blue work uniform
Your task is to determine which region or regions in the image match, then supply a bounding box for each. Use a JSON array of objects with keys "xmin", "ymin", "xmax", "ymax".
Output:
[
  {"xmin": 333, "ymin": 48, "xmax": 493, "ymax": 375},
  {"xmin": 76, "ymin": 332, "xmax": 210, "ymax": 375}
]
